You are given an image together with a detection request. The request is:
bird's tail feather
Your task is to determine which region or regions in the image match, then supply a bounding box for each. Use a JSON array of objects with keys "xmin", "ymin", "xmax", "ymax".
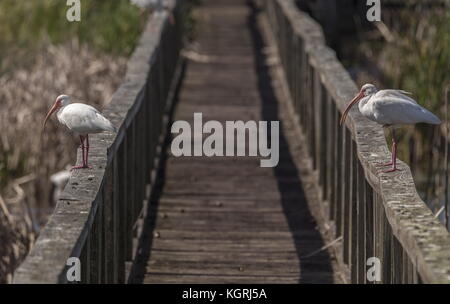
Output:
[
  {"xmin": 99, "ymin": 113, "xmax": 118, "ymax": 133},
  {"xmin": 423, "ymin": 108, "xmax": 442, "ymax": 125},
  {"xmin": 107, "ymin": 121, "xmax": 118, "ymax": 133}
]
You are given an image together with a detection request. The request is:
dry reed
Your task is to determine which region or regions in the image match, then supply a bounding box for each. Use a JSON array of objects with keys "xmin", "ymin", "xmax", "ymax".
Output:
[{"xmin": 0, "ymin": 40, "xmax": 127, "ymax": 283}]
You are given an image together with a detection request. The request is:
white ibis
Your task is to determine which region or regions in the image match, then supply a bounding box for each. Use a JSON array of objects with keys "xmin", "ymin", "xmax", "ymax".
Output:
[
  {"xmin": 340, "ymin": 84, "xmax": 441, "ymax": 173},
  {"xmin": 130, "ymin": 0, "xmax": 175, "ymax": 25},
  {"xmin": 43, "ymin": 95, "xmax": 117, "ymax": 170}
]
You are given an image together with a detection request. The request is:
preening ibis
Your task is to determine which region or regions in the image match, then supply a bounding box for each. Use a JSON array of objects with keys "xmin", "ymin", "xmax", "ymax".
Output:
[
  {"xmin": 43, "ymin": 95, "xmax": 117, "ymax": 170},
  {"xmin": 340, "ymin": 84, "xmax": 441, "ymax": 173}
]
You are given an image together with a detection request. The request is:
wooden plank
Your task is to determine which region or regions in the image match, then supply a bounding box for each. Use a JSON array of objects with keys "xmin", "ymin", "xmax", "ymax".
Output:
[
  {"xmin": 131, "ymin": 0, "xmax": 338, "ymax": 284},
  {"xmin": 13, "ymin": 0, "xmax": 183, "ymax": 283},
  {"xmin": 143, "ymin": 274, "xmax": 300, "ymax": 284},
  {"xmin": 268, "ymin": 0, "xmax": 450, "ymax": 284}
]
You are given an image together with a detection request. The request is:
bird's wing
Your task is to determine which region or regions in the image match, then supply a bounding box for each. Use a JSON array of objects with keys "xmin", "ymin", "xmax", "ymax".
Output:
[
  {"xmin": 81, "ymin": 104, "xmax": 116, "ymax": 132},
  {"xmin": 371, "ymin": 96, "xmax": 441, "ymax": 125},
  {"xmin": 80, "ymin": 104, "xmax": 100, "ymax": 114},
  {"xmin": 60, "ymin": 104, "xmax": 116, "ymax": 133},
  {"xmin": 375, "ymin": 89, "xmax": 416, "ymax": 103},
  {"xmin": 94, "ymin": 112, "xmax": 117, "ymax": 133}
]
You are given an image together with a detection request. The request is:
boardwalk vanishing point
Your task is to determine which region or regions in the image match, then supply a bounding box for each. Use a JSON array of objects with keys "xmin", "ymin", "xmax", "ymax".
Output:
[
  {"xmin": 14, "ymin": 0, "xmax": 450, "ymax": 284},
  {"xmin": 130, "ymin": 0, "xmax": 340, "ymax": 284}
]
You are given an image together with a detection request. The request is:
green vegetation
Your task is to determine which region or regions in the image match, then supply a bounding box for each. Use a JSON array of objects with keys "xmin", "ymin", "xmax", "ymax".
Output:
[
  {"xmin": 376, "ymin": 8, "xmax": 450, "ymax": 212},
  {"xmin": 379, "ymin": 10, "xmax": 449, "ymax": 174},
  {"xmin": 386, "ymin": 10, "xmax": 450, "ymax": 115},
  {"xmin": 0, "ymin": 0, "xmax": 147, "ymax": 193},
  {"xmin": 340, "ymin": 5, "xmax": 450, "ymax": 217},
  {"xmin": 0, "ymin": 0, "xmax": 145, "ymax": 72}
]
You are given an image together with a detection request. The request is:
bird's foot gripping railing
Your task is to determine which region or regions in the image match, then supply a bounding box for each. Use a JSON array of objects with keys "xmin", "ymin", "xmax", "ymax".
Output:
[
  {"xmin": 263, "ymin": 0, "xmax": 450, "ymax": 283},
  {"xmin": 14, "ymin": 0, "xmax": 184, "ymax": 283}
]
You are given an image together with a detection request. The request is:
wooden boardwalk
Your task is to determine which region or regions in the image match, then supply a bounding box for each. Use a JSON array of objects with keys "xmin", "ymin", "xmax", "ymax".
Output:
[
  {"xmin": 130, "ymin": 0, "xmax": 338, "ymax": 284},
  {"xmin": 15, "ymin": 0, "xmax": 450, "ymax": 285}
]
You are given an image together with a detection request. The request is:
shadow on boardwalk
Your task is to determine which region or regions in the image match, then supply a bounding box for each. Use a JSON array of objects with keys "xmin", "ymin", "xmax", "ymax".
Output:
[
  {"xmin": 247, "ymin": 1, "xmax": 334, "ymax": 283},
  {"xmin": 130, "ymin": 0, "xmax": 335, "ymax": 284}
]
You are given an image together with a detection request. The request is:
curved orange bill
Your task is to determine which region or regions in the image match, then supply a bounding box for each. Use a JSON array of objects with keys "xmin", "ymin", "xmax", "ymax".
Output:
[
  {"xmin": 340, "ymin": 91, "xmax": 364, "ymax": 126},
  {"xmin": 42, "ymin": 102, "xmax": 59, "ymax": 131}
]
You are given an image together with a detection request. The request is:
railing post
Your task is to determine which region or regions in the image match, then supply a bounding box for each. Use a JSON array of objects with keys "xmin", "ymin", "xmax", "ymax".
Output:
[
  {"xmin": 114, "ymin": 152, "xmax": 125, "ymax": 283},
  {"xmin": 342, "ymin": 130, "xmax": 352, "ymax": 265},
  {"xmin": 318, "ymin": 83, "xmax": 328, "ymax": 201},
  {"xmin": 335, "ymin": 123, "xmax": 344, "ymax": 238},
  {"xmin": 79, "ymin": 236, "xmax": 89, "ymax": 284},
  {"xmin": 89, "ymin": 208, "xmax": 100, "ymax": 283},
  {"xmin": 327, "ymin": 98, "xmax": 337, "ymax": 221},
  {"xmin": 350, "ymin": 144, "xmax": 358, "ymax": 282},
  {"xmin": 382, "ymin": 211, "xmax": 392, "ymax": 283},
  {"xmin": 98, "ymin": 193, "xmax": 105, "ymax": 283},
  {"xmin": 365, "ymin": 183, "xmax": 374, "ymax": 284},
  {"xmin": 356, "ymin": 161, "xmax": 366, "ymax": 284},
  {"xmin": 125, "ymin": 128, "xmax": 134, "ymax": 261},
  {"xmin": 13, "ymin": 1, "xmax": 183, "ymax": 284},
  {"xmin": 112, "ymin": 157, "xmax": 120, "ymax": 283},
  {"xmin": 103, "ymin": 166, "xmax": 114, "ymax": 283}
]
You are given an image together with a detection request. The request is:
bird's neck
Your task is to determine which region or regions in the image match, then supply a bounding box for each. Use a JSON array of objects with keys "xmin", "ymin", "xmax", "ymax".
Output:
[
  {"xmin": 358, "ymin": 95, "xmax": 372, "ymax": 111},
  {"xmin": 56, "ymin": 104, "xmax": 68, "ymax": 119}
]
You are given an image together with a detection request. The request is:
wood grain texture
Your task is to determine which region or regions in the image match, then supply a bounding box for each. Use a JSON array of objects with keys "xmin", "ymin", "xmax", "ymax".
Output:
[
  {"xmin": 13, "ymin": 0, "xmax": 182, "ymax": 284},
  {"xmin": 265, "ymin": 0, "xmax": 450, "ymax": 284},
  {"xmin": 15, "ymin": 0, "xmax": 450, "ymax": 285},
  {"xmin": 129, "ymin": 0, "xmax": 339, "ymax": 284}
]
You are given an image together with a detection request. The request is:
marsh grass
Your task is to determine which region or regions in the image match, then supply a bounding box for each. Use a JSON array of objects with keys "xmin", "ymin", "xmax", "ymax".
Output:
[
  {"xmin": 342, "ymin": 3, "xmax": 450, "ymax": 224},
  {"xmin": 0, "ymin": 41, "xmax": 128, "ymax": 283},
  {"xmin": 0, "ymin": 0, "xmax": 149, "ymax": 282},
  {"xmin": 0, "ymin": 0, "xmax": 144, "ymax": 73}
]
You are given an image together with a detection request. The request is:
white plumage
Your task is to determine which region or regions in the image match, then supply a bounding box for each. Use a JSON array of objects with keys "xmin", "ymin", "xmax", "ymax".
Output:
[
  {"xmin": 358, "ymin": 88, "xmax": 441, "ymax": 126},
  {"xmin": 57, "ymin": 103, "xmax": 116, "ymax": 134},
  {"xmin": 43, "ymin": 95, "xmax": 116, "ymax": 170},
  {"xmin": 341, "ymin": 83, "xmax": 441, "ymax": 172}
]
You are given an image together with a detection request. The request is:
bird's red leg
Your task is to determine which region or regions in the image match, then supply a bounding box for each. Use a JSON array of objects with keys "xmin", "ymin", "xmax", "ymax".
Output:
[
  {"xmin": 377, "ymin": 144, "xmax": 394, "ymax": 167},
  {"xmin": 377, "ymin": 126, "xmax": 394, "ymax": 167},
  {"xmin": 71, "ymin": 135, "xmax": 86, "ymax": 170},
  {"xmin": 383, "ymin": 129, "xmax": 400, "ymax": 173},
  {"xmin": 84, "ymin": 134, "xmax": 92, "ymax": 169}
]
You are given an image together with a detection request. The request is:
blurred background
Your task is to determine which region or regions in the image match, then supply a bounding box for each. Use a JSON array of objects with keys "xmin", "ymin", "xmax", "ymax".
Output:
[
  {"xmin": 0, "ymin": 0, "xmax": 148, "ymax": 283},
  {"xmin": 0, "ymin": 0, "xmax": 449, "ymax": 283},
  {"xmin": 296, "ymin": 0, "xmax": 450, "ymax": 227}
]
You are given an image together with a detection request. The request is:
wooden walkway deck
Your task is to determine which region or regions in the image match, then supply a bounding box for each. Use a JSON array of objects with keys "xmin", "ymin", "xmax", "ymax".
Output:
[{"xmin": 130, "ymin": 0, "xmax": 339, "ymax": 284}]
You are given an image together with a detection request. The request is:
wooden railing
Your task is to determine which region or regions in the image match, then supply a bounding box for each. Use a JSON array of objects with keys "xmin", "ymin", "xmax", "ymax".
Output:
[
  {"xmin": 14, "ymin": 0, "xmax": 184, "ymax": 283},
  {"xmin": 263, "ymin": 0, "xmax": 450, "ymax": 283}
]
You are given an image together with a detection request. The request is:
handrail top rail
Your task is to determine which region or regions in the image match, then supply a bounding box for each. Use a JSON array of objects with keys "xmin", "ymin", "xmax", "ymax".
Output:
[
  {"xmin": 13, "ymin": 1, "xmax": 177, "ymax": 284},
  {"xmin": 275, "ymin": 0, "xmax": 450, "ymax": 283}
]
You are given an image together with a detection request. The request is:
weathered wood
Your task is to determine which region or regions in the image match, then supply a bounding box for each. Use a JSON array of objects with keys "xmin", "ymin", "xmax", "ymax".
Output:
[
  {"xmin": 13, "ymin": 0, "xmax": 183, "ymax": 284},
  {"xmin": 356, "ymin": 161, "xmax": 366, "ymax": 283},
  {"xmin": 130, "ymin": 0, "xmax": 339, "ymax": 284},
  {"xmin": 265, "ymin": 0, "xmax": 450, "ymax": 284},
  {"xmin": 14, "ymin": 0, "xmax": 450, "ymax": 284},
  {"xmin": 350, "ymin": 146, "xmax": 358, "ymax": 282}
]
